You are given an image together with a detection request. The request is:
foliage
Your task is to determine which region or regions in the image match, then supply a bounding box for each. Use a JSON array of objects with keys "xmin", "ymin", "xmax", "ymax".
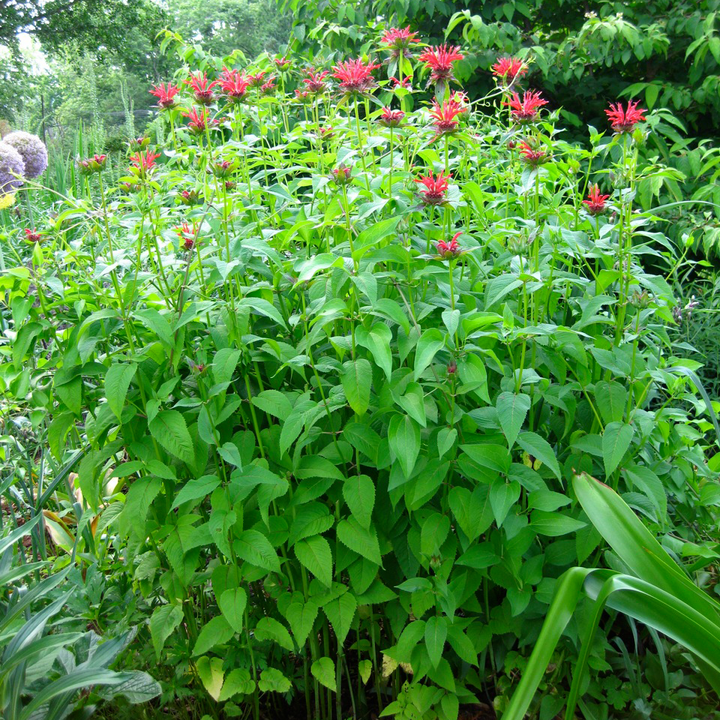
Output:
[
  {"xmin": 504, "ymin": 471, "xmax": 720, "ymax": 720},
  {"xmin": 0, "ymin": 518, "xmax": 161, "ymax": 719},
  {"xmin": 1, "ymin": 24, "xmax": 720, "ymax": 720}
]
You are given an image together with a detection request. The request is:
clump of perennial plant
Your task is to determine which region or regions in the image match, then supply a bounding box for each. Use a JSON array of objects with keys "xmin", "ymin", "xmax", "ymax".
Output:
[{"xmin": 3, "ymin": 131, "xmax": 47, "ymax": 179}]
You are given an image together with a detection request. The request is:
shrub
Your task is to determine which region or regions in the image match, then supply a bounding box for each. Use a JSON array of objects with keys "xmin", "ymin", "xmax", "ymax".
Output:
[{"xmin": 2, "ymin": 29, "xmax": 719, "ymax": 719}]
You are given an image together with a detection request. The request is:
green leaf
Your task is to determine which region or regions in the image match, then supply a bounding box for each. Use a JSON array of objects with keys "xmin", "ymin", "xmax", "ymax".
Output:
[
  {"xmin": 356, "ymin": 323, "xmax": 393, "ymax": 380},
  {"xmin": 197, "ymin": 656, "xmax": 224, "ymax": 701},
  {"xmin": 490, "ymin": 480, "xmax": 521, "ymax": 527},
  {"xmin": 150, "ymin": 605, "xmax": 183, "ymax": 660},
  {"xmin": 213, "ymin": 348, "xmax": 242, "ymax": 385},
  {"xmin": 172, "ymin": 475, "xmax": 221, "ymax": 508},
  {"xmin": 531, "ymin": 510, "xmax": 586, "ymax": 536},
  {"xmin": 425, "ymin": 616, "xmax": 448, "ymax": 669},
  {"xmin": 595, "ymin": 381, "xmax": 627, "ymax": 424},
  {"xmin": 233, "ymin": 530, "xmax": 281, "ymax": 573},
  {"xmin": 193, "ymin": 615, "xmax": 234, "ymax": 656},
  {"xmin": 258, "ymin": 668, "xmax": 292, "ymax": 693},
  {"xmin": 311, "ymin": 657, "xmax": 337, "ymax": 692},
  {"xmin": 295, "ymin": 535, "xmax": 333, "ymax": 587},
  {"xmin": 602, "ymin": 422, "xmax": 634, "ymax": 476},
  {"xmin": 287, "ymin": 599, "xmax": 319, "ymax": 646},
  {"xmin": 255, "ymin": 617, "xmax": 294, "ymax": 651},
  {"xmin": 343, "ymin": 474, "xmax": 375, "ymax": 529},
  {"xmin": 397, "ymin": 382, "xmax": 427, "ymax": 428},
  {"xmin": 517, "ymin": 432, "xmax": 561, "ymax": 480},
  {"xmin": 323, "ymin": 591, "xmax": 357, "ymax": 645},
  {"xmin": 359, "ymin": 659, "xmax": 372, "ymax": 684},
  {"xmin": 496, "ymin": 392, "xmax": 531, "ymax": 448},
  {"xmin": 149, "ymin": 410, "xmax": 194, "ymax": 464},
  {"xmin": 105, "ymin": 363, "xmax": 137, "ymax": 420},
  {"xmin": 239, "ymin": 297, "xmax": 287, "ymax": 328},
  {"xmin": 414, "ymin": 328, "xmax": 445, "ymax": 380},
  {"xmin": 337, "ymin": 518, "xmax": 382, "ymax": 565},
  {"xmin": 219, "ymin": 668, "xmax": 255, "ymax": 700},
  {"xmin": 388, "ymin": 414, "xmax": 420, "ymax": 478},
  {"xmin": 341, "ymin": 358, "xmax": 372, "ymax": 416},
  {"xmin": 219, "ymin": 587, "xmax": 248, "ymax": 633}
]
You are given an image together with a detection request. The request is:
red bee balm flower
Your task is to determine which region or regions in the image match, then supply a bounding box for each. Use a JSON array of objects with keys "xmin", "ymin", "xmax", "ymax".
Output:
[
  {"xmin": 332, "ymin": 58, "xmax": 381, "ymax": 95},
  {"xmin": 437, "ymin": 231, "xmax": 462, "ymax": 258},
  {"xmin": 260, "ymin": 78, "xmax": 276, "ymax": 95},
  {"xmin": 380, "ymin": 26, "xmax": 420, "ymax": 57},
  {"xmin": 378, "ymin": 108, "xmax": 405, "ymax": 128},
  {"xmin": 506, "ymin": 90, "xmax": 548, "ymax": 122},
  {"xmin": 491, "ymin": 57, "xmax": 528, "ymax": 84},
  {"xmin": 24, "ymin": 229, "xmax": 42, "ymax": 243},
  {"xmin": 274, "ymin": 57, "xmax": 292, "ymax": 71},
  {"xmin": 605, "ymin": 100, "xmax": 646, "ymax": 133},
  {"xmin": 429, "ymin": 99, "xmax": 464, "ymax": 135},
  {"xmin": 247, "ymin": 71, "xmax": 267, "ymax": 88},
  {"xmin": 150, "ymin": 82, "xmax": 180, "ymax": 109},
  {"xmin": 295, "ymin": 89, "xmax": 312, "ymax": 104},
  {"xmin": 518, "ymin": 141, "xmax": 547, "ymax": 166},
  {"xmin": 219, "ymin": 68, "xmax": 250, "ymax": 102},
  {"xmin": 391, "ymin": 76, "xmax": 412, "ymax": 90},
  {"xmin": 175, "ymin": 221, "xmax": 200, "ymax": 251},
  {"xmin": 130, "ymin": 149, "xmax": 160, "ymax": 174},
  {"xmin": 331, "ymin": 165, "xmax": 352, "ymax": 185},
  {"xmin": 303, "ymin": 69, "xmax": 330, "ymax": 94},
  {"xmin": 418, "ymin": 45, "xmax": 464, "ymax": 84},
  {"xmin": 415, "ymin": 171, "xmax": 451, "ymax": 205},
  {"xmin": 182, "ymin": 107, "xmax": 216, "ymax": 135},
  {"xmin": 583, "ymin": 184, "xmax": 610, "ymax": 215},
  {"xmin": 186, "ymin": 73, "xmax": 217, "ymax": 105}
]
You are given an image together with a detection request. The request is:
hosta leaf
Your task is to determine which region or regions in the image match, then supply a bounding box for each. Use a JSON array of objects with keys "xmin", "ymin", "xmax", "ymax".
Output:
[
  {"xmin": 295, "ymin": 535, "xmax": 333, "ymax": 587},
  {"xmin": 343, "ymin": 474, "xmax": 376, "ymax": 529},
  {"xmin": 311, "ymin": 657, "xmax": 337, "ymax": 692}
]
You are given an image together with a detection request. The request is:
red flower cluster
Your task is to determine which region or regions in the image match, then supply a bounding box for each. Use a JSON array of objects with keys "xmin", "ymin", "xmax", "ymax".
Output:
[
  {"xmin": 378, "ymin": 107, "xmax": 405, "ymax": 128},
  {"xmin": 24, "ymin": 228, "xmax": 42, "ymax": 243},
  {"xmin": 150, "ymin": 82, "xmax": 180, "ymax": 110},
  {"xmin": 605, "ymin": 100, "xmax": 646, "ymax": 133},
  {"xmin": 505, "ymin": 90, "xmax": 548, "ymax": 122},
  {"xmin": 429, "ymin": 99, "xmax": 464, "ymax": 135},
  {"xmin": 247, "ymin": 71, "xmax": 267, "ymax": 88},
  {"xmin": 583, "ymin": 184, "xmax": 610, "ymax": 215},
  {"xmin": 274, "ymin": 57, "xmax": 292, "ymax": 71},
  {"xmin": 332, "ymin": 58, "xmax": 381, "ymax": 95},
  {"xmin": 391, "ymin": 76, "xmax": 412, "ymax": 90},
  {"xmin": 260, "ymin": 78, "xmax": 276, "ymax": 95},
  {"xmin": 295, "ymin": 89, "xmax": 312, "ymax": 104},
  {"xmin": 77, "ymin": 153, "xmax": 107, "ymax": 175},
  {"xmin": 303, "ymin": 69, "xmax": 330, "ymax": 94},
  {"xmin": 437, "ymin": 231, "xmax": 461, "ymax": 258},
  {"xmin": 182, "ymin": 107, "xmax": 216, "ymax": 135},
  {"xmin": 415, "ymin": 171, "xmax": 451, "ymax": 205},
  {"xmin": 491, "ymin": 57, "xmax": 528, "ymax": 84},
  {"xmin": 180, "ymin": 189, "xmax": 202, "ymax": 206},
  {"xmin": 219, "ymin": 68, "xmax": 250, "ymax": 102},
  {"xmin": 380, "ymin": 26, "xmax": 420, "ymax": 57},
  {"xmin": 331, "ymin": 165, "xmax": 353, "ymax": 185},
  {"xmin": 418, "ymin": 44, "xmax": 464, "ymax": 84},
  {"xmin": 518, "ymin": 141, "xmax": 547, "ymax": 166},
  {"xmin": 175, "ymin": 221, "xmax": 200, "ymax": 251},
  {"xmin": 130, "ymin": 149, "xmax": 160, "ymax": 175},
  {"xmin": 186, "ymin": 73, "xmax": 217, "ymax": 105}
]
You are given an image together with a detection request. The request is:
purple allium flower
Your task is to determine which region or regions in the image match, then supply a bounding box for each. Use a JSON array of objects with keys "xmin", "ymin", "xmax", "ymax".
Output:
[
  {"xmin": 3, "ymin": 131, "xmax": 48, "ymax": 179},
  {"xmin": 0, "ymin": 142, "xmax": 25, "ymax": 194}
]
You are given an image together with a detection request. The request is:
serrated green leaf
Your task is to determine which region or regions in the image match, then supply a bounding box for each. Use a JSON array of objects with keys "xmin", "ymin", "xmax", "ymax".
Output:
[
  {"xmin": 337, "ymin": 518, "xmax": 382, "ymax": 565},
  {"xmin": 295, "ymin": 535, "xmax": 333, "ymax": 587},
  {"xmin": 311, "ymin": 657, "xmax": 337, "ymax": 692},
  {"xmin": 496, "ymin": 392, "xmax": 531, "ymax": 448},
  {"xmin": 219, "ymin": 587, "xmax": 247, "ymax": 633},
  {"xmin": 149, "ymin": 410, "xmax": 194, "ymax": 464},
  {"xmin": 105, "ymin": 363, "xmax": 137, "ymax": 420},
  {"xmin": 341, "ymin": 358, "xmax": 372, "ymax": 416},
  {"xmin": 343, "ymin": 474, "xmax": 375, "ymax": 529},
  {"xmin": 150, "ymin": 605, "xmax": 183, "ymax": 660}
]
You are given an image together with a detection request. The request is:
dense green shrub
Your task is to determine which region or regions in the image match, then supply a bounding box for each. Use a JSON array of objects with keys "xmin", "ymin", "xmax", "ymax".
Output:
[{"xmin": 1, "ymin": 28, "xmax": 720, "ymax": 720}]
